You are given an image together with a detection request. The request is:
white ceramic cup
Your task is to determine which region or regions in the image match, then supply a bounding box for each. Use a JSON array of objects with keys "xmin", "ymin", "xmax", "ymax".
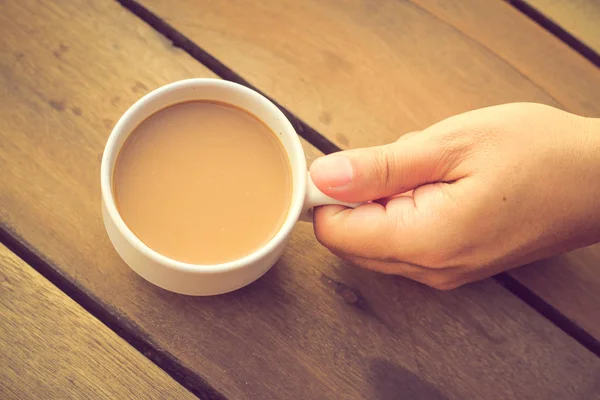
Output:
[{"xmin": 101, "ymin": 78, "xmax": 357, "ymax": 296}]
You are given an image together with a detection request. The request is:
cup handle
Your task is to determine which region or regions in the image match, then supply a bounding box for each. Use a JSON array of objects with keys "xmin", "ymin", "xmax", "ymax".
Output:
[{"xmin": 300, "ymin": 172, "xmax": 362, "ymax": 222}]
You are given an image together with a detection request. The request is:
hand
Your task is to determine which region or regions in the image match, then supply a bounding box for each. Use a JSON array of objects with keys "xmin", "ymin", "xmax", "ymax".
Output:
[{"xmin": 310, "ymin": 103, "xmax": 600, "ymax": 289}]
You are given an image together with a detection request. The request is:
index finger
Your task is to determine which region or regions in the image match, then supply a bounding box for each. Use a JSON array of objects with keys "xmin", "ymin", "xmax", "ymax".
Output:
[
  {"xmin": 313, "ymin": 182, "xmax": 457, "ymax": 263},
  {"xmin": 313, "ymin": 195, "xmax": 416, "ymax": 261}
]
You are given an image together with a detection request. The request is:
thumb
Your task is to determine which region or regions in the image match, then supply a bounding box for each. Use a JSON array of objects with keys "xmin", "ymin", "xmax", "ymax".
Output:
[{"xmin": 310, "ymin": 133, "xmax": 453, "ymax": 203}]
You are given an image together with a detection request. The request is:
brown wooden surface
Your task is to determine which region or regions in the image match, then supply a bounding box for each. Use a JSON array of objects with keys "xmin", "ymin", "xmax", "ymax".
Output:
[
  {"xmin": 0, "ymin": 243, "xmax": 195, "ymax": 399},
  {"xmin": 521, "ymin": 0, "xmax": 600, "ymax": 55},
  {"xmin": 138, "ymin": 0, "xmax": 600, "ymax": 341},
  {"xmin": 1, "ymin": 0, "xmax": 600, "ymax": 399}
]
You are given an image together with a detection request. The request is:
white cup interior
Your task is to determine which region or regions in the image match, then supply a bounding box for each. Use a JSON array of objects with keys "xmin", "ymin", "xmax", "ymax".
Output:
[{"xmin": 101, "ymin": 79, "xmax": 307, "ymax": 272}]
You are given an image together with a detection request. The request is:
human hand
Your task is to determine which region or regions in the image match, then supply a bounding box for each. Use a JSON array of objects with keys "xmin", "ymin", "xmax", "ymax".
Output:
[{"xmin": 310, "ymin": 103, "xmax": 600, "ymax": 289}]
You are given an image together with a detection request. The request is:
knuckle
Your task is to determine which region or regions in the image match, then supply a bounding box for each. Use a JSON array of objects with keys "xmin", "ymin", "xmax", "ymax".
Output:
[
  {"xmin": 430, "ymin": 118, "xmax": 500, "ymax": 173},
  {"xmin": 435, "ymin": 280, "xmax": 462, "ymax": 291},
  {"xmin": 424, "ymin": 274, "xmax": 461, "ymax": 291},
  {"xmin": 372, "ymin": 146, "xmax": 396, "ymax": 190}
]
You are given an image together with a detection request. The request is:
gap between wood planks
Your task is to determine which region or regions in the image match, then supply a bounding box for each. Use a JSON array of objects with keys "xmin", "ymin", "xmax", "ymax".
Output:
[
  {"xmin": 4, "ymin": 4, "xmax": 597, "ymax": 400},
  {"xmin": 505, "ymin": 0, "xmax": 600, "ymax": 68},
  {"xmin": 0, "ymin": 227, "xmax": 226, "ymax": 400}
]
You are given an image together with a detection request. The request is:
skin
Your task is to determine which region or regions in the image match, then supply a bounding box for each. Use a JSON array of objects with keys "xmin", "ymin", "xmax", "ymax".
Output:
[{"xmin": 310, "ymin": 103, "xmax": 600, "ymax": 290}]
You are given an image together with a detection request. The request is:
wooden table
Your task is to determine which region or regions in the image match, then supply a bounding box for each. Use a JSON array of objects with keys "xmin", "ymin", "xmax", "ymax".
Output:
[{"xmin": 1, "ymin": 0, "xmax": 599, "ymax": 398}]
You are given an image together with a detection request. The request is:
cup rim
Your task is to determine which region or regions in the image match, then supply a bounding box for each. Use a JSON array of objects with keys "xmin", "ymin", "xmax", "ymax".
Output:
[{"xmin": 100, "ymin": 78, "xmax": 307, "ymax": 274}]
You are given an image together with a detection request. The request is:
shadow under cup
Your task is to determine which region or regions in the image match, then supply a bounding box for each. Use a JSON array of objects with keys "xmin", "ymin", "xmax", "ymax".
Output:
[{"xmin": 101, "ymin": 79, "xmax": 308, "ymax": 296}]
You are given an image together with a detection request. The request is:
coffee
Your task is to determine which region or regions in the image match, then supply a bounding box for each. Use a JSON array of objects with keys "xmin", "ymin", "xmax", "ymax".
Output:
[{"xmin": 113, "ymin": 100, "xmax": 292, "ymax": 264}]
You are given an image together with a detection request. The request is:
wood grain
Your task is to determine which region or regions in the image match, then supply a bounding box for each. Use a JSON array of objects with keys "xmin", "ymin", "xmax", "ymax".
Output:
[
  {"xmin": 0, "ymin": 243, "xmax": 195, "ymax": 399},
  {"xmin": 520, "ymin": 0, "xmax": 600, "ymax": 57},
  {"xmin": 136, "ymin": 0, "xmax": 600, "ymax": 341},
  {"xmin": 1, "ymin": 1, "xmax": 599, "ymax": 399}
]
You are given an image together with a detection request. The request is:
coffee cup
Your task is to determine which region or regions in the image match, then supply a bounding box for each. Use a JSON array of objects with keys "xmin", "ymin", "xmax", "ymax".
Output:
[{"xmin": 101, "ymin": 78, "xmax": 358, "ymax": 295}]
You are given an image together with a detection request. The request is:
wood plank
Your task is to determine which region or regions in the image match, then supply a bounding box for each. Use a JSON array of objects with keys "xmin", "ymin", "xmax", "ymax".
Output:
[
  {"xmin": 0, "ymin": 1, "xmax": 599, "ymax": 399},
  {"xmin": 0, "ymin": 243, "xmax": 195, "ymax": 399},
  {"xmin": 136, "ymin": 0, "xmax": 600, "ymax": 342},
  {"xmin": 519, "ymin": 0, "xmax": 600, "ymax": 57}
]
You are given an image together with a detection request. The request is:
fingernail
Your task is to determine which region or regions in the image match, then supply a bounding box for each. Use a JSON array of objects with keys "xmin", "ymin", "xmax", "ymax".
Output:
[{"xmin": 311, "ymin": 155, "xmax": 354, "ymax": 188}]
